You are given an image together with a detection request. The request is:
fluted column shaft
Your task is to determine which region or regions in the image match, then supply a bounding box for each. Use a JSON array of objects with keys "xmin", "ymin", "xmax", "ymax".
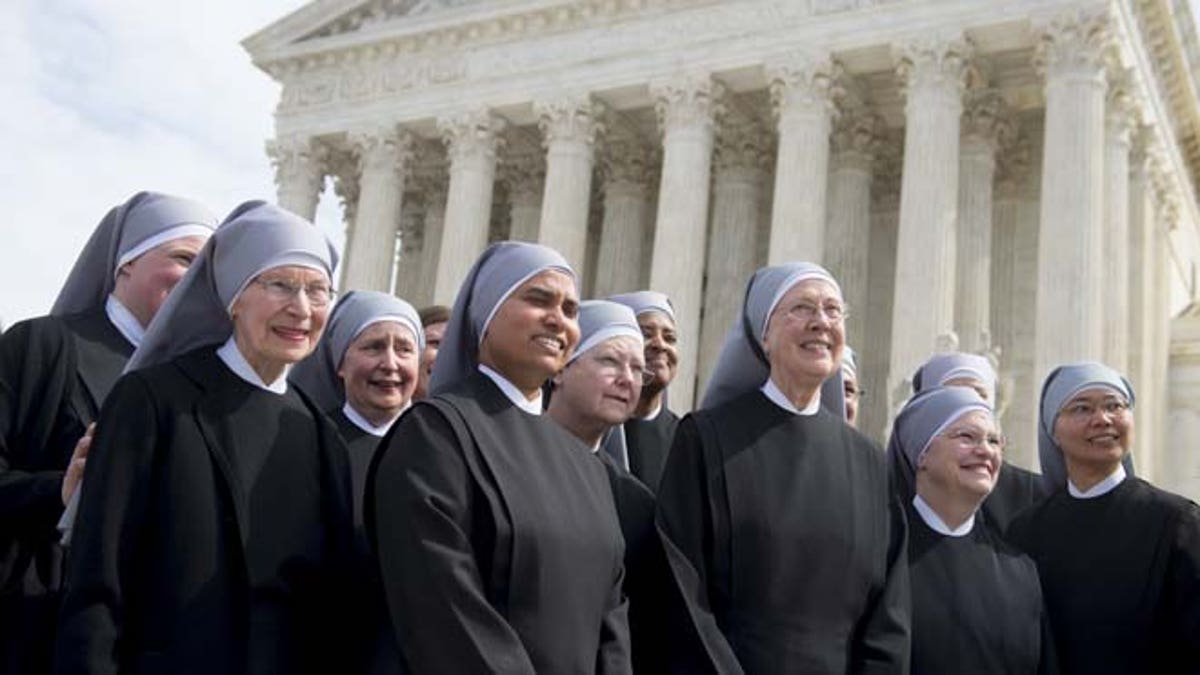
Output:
[
  {"xmin": 767, "ymin": 55, "xmax": 838, "ymax": 264},
  {"xmin": 394, "ymin": 206, "xmax": 424, "ymax": 298},
  {"xmin": 267, "ymin": 135, "xmax": 326, "ymax": 221},
  {"xmin": 343, "ymin": 128, "xmax": 414, "ymax": 292},
  {"xmin": 595, "ymin": 138, "xmax": 653, "ymax": 296},
  {"xmin": 1103, "ymin": 84, "xmax": 1136, "ymax": 372},
  {"xmin": 416, "ymin": 183, "xmax": 448, "ymax": 308},
  {"xmin": 826, "ymin": 106, "xmax": 878, "ymax": 344},
  {"xmin": 1126, "ymin": 138, "xmax": 1155, "ymax": 464},
  {"xmin": 888, "ymin": 38, "xmax": 969, "ymax": 393},
  {"xmin": 536, "ymin": 97, "xmax": 601, "ymax": 274},
  {"xmin": 503, "ymin": 153, "xmax": 544, "ymax": 243},
  {"xmin": 1034, "ymin": 12, "xmax": 1110, "ymax": 378},
  {"xmin": 433, "ymin": 111, "xmax": 505, "ymax": 304},
  {"xmin": 649, "ymin": 75, "xmax": 722, "ymax": 409}
]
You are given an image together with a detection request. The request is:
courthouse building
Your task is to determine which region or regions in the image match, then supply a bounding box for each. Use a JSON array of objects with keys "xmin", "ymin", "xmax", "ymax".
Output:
[{"xmin": 245, "ymin": 0, "xmax": 1200, "ymax": 498}]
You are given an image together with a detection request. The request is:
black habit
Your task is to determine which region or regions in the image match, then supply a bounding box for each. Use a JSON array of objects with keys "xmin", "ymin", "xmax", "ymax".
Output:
[
  {"xmin": 624, "ymin": 407, "xmax": 679, "ymax": 495},
  {"xmin": 55, "ymin": 347, "xmax": 363, "ymax": 675},
  {"xmin": 1007, "ymin": 477, "xmax": 1200, "ymax": 674},
  {"xmin": 0, "ymin": 308, "xmax": 132, "ymax": 674},
  {"xmin": 367, "ymin": 372, "xmax": 631, "ymax": 674},
  {"xmin": 656, "ymin": 390, "xmax": 910, "ymax": 675},
  {"xmin": 980, "ymin": 461, "xmax": 1050, "ymax": 533}
]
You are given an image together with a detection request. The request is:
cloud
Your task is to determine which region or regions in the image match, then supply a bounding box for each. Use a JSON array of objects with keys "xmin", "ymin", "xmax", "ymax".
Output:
[{"xmin": 0, "ymin": 0, "xmax": 344, "ymax": 326}]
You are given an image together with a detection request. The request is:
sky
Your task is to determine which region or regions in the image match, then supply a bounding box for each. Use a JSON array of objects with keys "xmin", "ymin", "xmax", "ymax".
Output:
[{"xmin": 0, "ymin": 0, "xmax": 344, "ymax": 326}]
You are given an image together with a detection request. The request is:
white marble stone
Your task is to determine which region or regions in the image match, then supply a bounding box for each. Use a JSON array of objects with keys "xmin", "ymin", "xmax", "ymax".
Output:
[
  {"xmin": 343, "ymin": 127, "xmax": 414, "ymax": 292},
  {"xmin": 1102, "ymin": 78, "xmax": 1137, "ymax": 372},
  {"xmin": 267, "ymin": 135, "xmax": 326, "ymax": 221},
  {"xmin": 825, "ymin": 102, "xmax": 878, "ymax": 345},
  {"xmin": 536, "ymin": 95, "xmax": 602, "ymax": 275},
  {"xmin": 594, "ymin": 133, "xmax": 654, "ymax": 297}
]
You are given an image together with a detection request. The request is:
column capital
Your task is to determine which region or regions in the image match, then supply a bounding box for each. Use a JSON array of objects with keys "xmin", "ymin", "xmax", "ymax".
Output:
[
  {"xmin": 871, "ymin": 129, "xmax": 904, "ymax": 204},
  {"xmin": 715, "ymin": 110, "xmax": 771, "ymax": 173},
  {"xmin": 962, "ymin": 89, "xmax": 1016, "ymax": 152},
  {"xmin": 650, "ymin": 73, "xmax": 725, "ymax": 134},
  {"xmin": 765, "ymin": 52, "xmax": 842, "ymax": 121},
  {"xmin": 437, "ymin": 109, "xmax": 507, "ymax": 163},
  {"xmin": 349, "ymin": 126, "xmax": 416, "ymax": 176},
  {"xmin": 499, "ymin": 150, "xmax": 546, "ymax": 203},
  {"xmin": 830, "ymin": 100, "xmax": 883, "ymax": 171},
  {"xmin": 534, "ymin": 95, "xmax": 605, "ymax": 147},
  {"xmin": 327, "ymin": 147, "xmax": 361, "ymax": 223},
  {"xmin": 892, "ymin": 35, "xmax": 973, "ymax": 102},
  {"xmin": 1033, "ymin": 8, "xmax": 1116, "ymax": 83},
  {"xmin": 266, "ymin": 134, "xmax": 328, "ymax": 193},
  {"xmin": 1105, "ymin": 70, "xmax": 1141, "ymax": 147},
  {"xmin": 995, "ymin": 131, "xmax": 1032, "ymax": 198},
  {"xmin": 601, "ymin": 132, "xmax": 657, "ymax": 188}
]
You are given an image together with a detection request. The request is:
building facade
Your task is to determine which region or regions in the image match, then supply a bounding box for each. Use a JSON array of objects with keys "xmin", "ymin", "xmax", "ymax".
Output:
[{"xmin": 245, "ymin": 0, "xmax": 1200, "ymax": 497}]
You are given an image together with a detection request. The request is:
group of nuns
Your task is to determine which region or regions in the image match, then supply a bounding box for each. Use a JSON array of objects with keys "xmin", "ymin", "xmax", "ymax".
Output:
[{"xmin": 1, "ymin": 191, "xmax": 1198, "ymax": 675}]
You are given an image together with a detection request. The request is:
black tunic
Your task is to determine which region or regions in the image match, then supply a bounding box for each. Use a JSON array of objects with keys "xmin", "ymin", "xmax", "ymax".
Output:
[
  {"xmin": 55, "ymin": 347, "xmax": 363, "ymax": 675},
  {"xmin": 367, "ymin": 372, "xmax": 631, "ymax": 674},
  {"xmin": 0, "ymin": 308, "xmax": 132, "ymax": 675},
  {"xmin": 332, "ymin": 408, "xmax": 383, "ymax": 533},
  {"xmin": 907, "ymin": 500, "xmax": 1055, "ymax": 675},
  {"xmin": 1008, "ymin": 478, "xmax": 1200, "ymax": 674},
  {"xmin": 656, "ymin": 391, "xmax": 910, "ymax": 674},
  {"xmin": 980, "ymin": 461, "xmax": 1050, "ymax": 534},
  {"xmin": 624, "ymin": 408, "xmax": 679, "ymax": 494}
]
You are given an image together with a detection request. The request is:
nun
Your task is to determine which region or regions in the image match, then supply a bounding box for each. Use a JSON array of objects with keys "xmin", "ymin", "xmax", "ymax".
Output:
[
  {"xmin": 1007, "ymin": 362, "xmax": 1200, "ymax": 674},
  {"xmin": 54, "ymin": 202, "xmax": 362, "ymax": 675},
  {"xmin": 911, "ymin": 352, "xmax": 1052, "ymax": 531},
  {"xmin": 0, "ymin": 191, "xmax": 215, "ymax": 674},
  {"xmin": 889, "ymin": 386, "xmax": 1055, "ymax": 674},
  {"xmin": 413, "ymin": 304, "xmax": 449, "ymax": 401},
  {"xmin": 656, "ymin": 262, "xmax": 909, "ymax": 674},
  {"xmin": 841, "ymin": 346, "xmax": 862, "ymax": 427},
  {"xmin": 367, "ymin": 242, "xmax": 631, "ymax": 674},
  {"xmin": 607, "ymin": 291, "xmax": 679, "ymax": 493}
]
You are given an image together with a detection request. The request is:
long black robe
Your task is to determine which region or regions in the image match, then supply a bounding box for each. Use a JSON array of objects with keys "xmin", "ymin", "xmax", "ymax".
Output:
[
  {"xmin": 55, "ymin": 347, "xmax": 363, "ymax": 675},
  {"xmin": 907, "ymin": 501, "xmax": 1056, "ymax": 675},
  {"xmin": 1008, "ymin": 478, "xmax": 1200, "ymax": 674},
  {"xmin": 367, "ymin": 372, "xmax": 631, "ymax": 674},
  {"xmin": 980, "ymin": 461, "xmax": 1050, "ymax": 534},
  {"xmin": 656, "ymin": 390, "xmax": 910, "ymax": 675},
  {"xmin": 0, "ymin": 308, "xmax": 132, "ymax": 675},
  {"xmin": 624, "ymin": 408, "xmax": 679, "ymax": 495}
]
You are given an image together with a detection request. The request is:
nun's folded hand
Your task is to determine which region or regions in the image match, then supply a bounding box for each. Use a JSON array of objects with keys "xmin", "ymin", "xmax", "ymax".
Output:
[{"xmin": 61, "ymin": 423, "xmax": 93, "ymax": 506}]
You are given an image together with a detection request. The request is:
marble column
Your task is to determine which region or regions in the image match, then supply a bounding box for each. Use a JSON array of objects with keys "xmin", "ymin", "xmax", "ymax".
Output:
[
  {"xmin": 502, "ymin": 152, "xmax": 545, "ymax": 242},
  {"xmin": 342, "ymin": 127, "xmax": 414, "ymax": 292},
  {"xmin": 535, "ymin": 96, "xmax": 602, "ymax": 274},
  {"xmin": 329, "ymin": 149, "xmax": 360, "ymax": 287},
  {"xmin": 433, "ymin": 110, "xmax": 505, "ymax": 305},
  {"xmin": 699, "ymin": 112, "xmax": 769, "ymax": 394},
  {"xmin": 267, "ymin": 134, "xmax": 327, "ymax": 221},
  {"xmin": 955, "ymin": 90, "xmax": 1012, "ymax": 353},
  {"xmin": 1166, "ymin": 306, "xmax": 1200, "ymax": 501},
  {"xmin": 1126, "ymin": 132, "xmax": 1156, "ymax": 464},
  {"xmin": 888, "ymin": 37, "xmax": 970, "ymax": 396},
  {"xmin": 594, "ymin": 133, "xmax": 654, "ymax": 297},
  {"xmin": 649, "ymin": 74, "xmax": 723, "ymax": 410},
  {"xmin": 766, "ymin": 54, "xmax": 839, "ymax": 264},
  {"xmin": 393, "ymin": 205, "xmax": 424, "ymax": 298},
  {"xmin": 416, "ymin": 180, "xmax": 448, "ymax": 308},
  {"xmin": 1102, "ymin": 77, "xmax": 1138, "ymax": 373},
  {"xmin": 862, "ymin": 133, "xmax": 902, "ymax": 441},
  {"xmin": 825, "ymin": 102, "xmax": 879, "ymax": 345},
  {"xmin": 1034, "ymin": 11, "xmax": 1111, "ymax": 380}
]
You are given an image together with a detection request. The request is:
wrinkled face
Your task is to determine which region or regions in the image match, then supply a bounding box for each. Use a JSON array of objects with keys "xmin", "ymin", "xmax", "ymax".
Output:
[
  {"xmin": 1052, "ymin": 388, "xmax": 1133, "ymax": 473},
  {"xmin": 478, "ymin": 270, "xmax": 581, "ymax": 390},
  {"xmin": 339, "ymin": 322, "xmax": 420, "ymax": 423},
  {"xmin": 638, "ymin": 311, "xmax": 678, "ymax": 393},
  {"xmin": 415, "ymin": 320, "xmax": 447, "ymax": 400},
  {"xmin": 843, "ymin": 370, "xmax": 860, "ymax": 426},
  {"xmin": 553, "ymin": 336, "xmax": 646, "ymax": 429},
  {"xmin": 230, "ymin": 266, "xmax": 331, "ymax": 373},
  {"xmin": 114, "ymin": 235, "xmax": 208, "ymax": 326},
  {"xmin": 762, "ymin": 279, "xmax": 845, "ymax": 387},
  {"xmin": 942, "ymin": 376, "xmax": 992, "ymax": 405},
  {"xmin": 918, "ymin": 409, "xmax": 1003, "ymax": 500}
]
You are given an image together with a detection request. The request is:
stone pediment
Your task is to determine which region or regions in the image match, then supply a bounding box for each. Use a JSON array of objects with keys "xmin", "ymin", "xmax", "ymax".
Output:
[{"xmin": 302, "ymin": 0, "xmax": 487, "ymax": 41}]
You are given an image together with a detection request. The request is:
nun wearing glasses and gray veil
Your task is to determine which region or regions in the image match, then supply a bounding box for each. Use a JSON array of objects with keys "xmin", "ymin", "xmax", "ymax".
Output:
[
  {"xmin": 367, "ymin": 242, "xmax": 631, "ymax": 674},
  {"xmin": 656, "ymin": 262, "xmax": 909, "ymax": 674},
  {"xmin": 55, "ymin": 202, "xmax": 363, "ymax": 675}
]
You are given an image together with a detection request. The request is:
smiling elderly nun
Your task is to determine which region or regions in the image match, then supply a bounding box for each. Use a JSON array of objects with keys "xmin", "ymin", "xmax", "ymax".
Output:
[
  {"xmin": 55, "ymin": 201, "xmax": 363, "ymax": 675},
  {"xmin": 367, "ymin": 241, "xmax": 631, "ymax": 674},
  {"xmin": 0, "ymin": 191, "xmax": 215, "ymax": 675},
  {"xmin": 656, "ymin": 261, "xmax": 909, "ymax": 674},
  {"xmin": 1008, "ymin": 362, "xmax": 1200, "ymax": 675}
]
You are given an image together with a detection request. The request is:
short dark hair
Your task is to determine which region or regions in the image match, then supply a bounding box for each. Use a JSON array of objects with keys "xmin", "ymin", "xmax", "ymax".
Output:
[{"xmin": 418, "ymin": 304, "xmax": 451, "ymax": 327}]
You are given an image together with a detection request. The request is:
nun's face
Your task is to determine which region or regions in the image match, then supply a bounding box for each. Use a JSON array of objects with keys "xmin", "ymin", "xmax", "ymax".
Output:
[
  {"xmin": 113, "ymin": 235, "xmax": 207, "ymax": 327},
  {"xmin": 762, "ymin": 279, "xmax": 845, "ymax": 387},
  {"xmin": 339, "ymin": 322, "xmax": 420, "ymax": 425},
  {"xmin": 230, "ymin": 266, "xmax": 331, "ymax": 379},
  {"xmin": 552, "ymin": 336, "xmax": 645, "ymax": 430},
  {"xmin": 414, "ymin": 320, "xmax": 446, "ymax": 401},
  {"xmin": 479, "ymin": 270, "xmax": 580, "ymax": 394},
  {"xmin": 918, "ymin": 409, "xmax": 1002, "ymax": 500},
  {"xmin": 638, "ymin": 311, "xmax": 678, "ymax": 392},
  {"xmin": 1052, "ymin": 388, "xmax": 1133, "ymax": 472},
  {"xmin": 843, "ymin": 370, "xmax": 860, "ymax": 426}
]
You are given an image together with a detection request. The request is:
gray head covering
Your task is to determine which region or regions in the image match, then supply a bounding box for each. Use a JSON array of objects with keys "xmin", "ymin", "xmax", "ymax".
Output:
[
  {"xmin": 887, "ymin": 386, "xmax": 992, "ymax": 500},
  {"xmin": 290, "ymin": 290, "xmax": 424, "ymax": 414},
  {"xmin": 567, "ymin": 300, "xmax": 644, "ymax": 471},
  {"xmin": 429, "ymin": 241, "xmax": 576, "ymax": 396},
  {"xmin": 1038, "ymin": 361, "xmax": 1137, "ymax": 491},
  {"xmin": 607, "ymin": 291, "xmax": 676, "ymax": 324},
  {"xmin": 700, "ymin": 262, "xmax": 845, "ymax": 415},
  {"xmin": 52, "ymin": 191, "xmax": 217, "ymax": 316},
  {"xmin": 841, "ymin": 346, "xmax": 859, "ymax": 381},
  {"xmin": 913, "ymin": 352, "xmax": 998, "ymax": 406},
  {"xmin": 125, "ymin": 200, "xmax": 337, "ymax": 373}
]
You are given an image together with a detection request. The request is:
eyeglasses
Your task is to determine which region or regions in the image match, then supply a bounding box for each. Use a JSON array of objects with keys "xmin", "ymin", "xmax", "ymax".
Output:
[
  {"xmin": 784, "ymin": 301, "xmax": 848, "ymax": 323},
  {"xmin": 589, "ymin": 354, "xmax": 652, "ymax": 385},
  {"xmin": 1060, "ymin": 398, "xmax": 1130, "ymax": 421},
  {"xmin": 254, "ymin": 278, "xmax": 335, "ymax": 308},
  {"xmin": 939, "ymin": 428, "xmax": 1005, "ymax": 451}
]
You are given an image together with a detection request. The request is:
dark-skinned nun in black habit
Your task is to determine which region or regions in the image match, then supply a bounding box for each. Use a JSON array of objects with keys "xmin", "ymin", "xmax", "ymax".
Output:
[
  {"xmin": 54, "ymin": 201, "xmax": 364, "ymax": 675},
  {"xmin": 546, "ymin": 299, "xmax": 672, "ymax": 674},
  {"xmin": 656, "ymin": 261, "xmax": 910, "ymax": 675},
  {"xmin": 0, "ymin": 191, "xmax": 216, "ymax": 675},
  {"xmin": 1007, "ymin": 362, "xmax": 1200, "ymax": 675},
  {"xmin": 366, "ymin": 241, "xmax": 632, "ymax": 674},
  {"xmin": 888, "ymin": 386, "xmax": 1055, "ymax": 675},
  {"xmin": 910, "ymin": 352, "xmax": 1052, "ymax": 532}
]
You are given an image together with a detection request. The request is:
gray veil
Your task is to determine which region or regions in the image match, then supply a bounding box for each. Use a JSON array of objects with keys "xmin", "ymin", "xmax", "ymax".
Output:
[{"xmin": 1038, "ymin": 361, "xmax": 1137, "ymax": 491}]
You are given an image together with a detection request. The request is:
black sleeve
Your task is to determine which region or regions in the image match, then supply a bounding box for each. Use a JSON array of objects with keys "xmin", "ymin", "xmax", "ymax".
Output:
[
  {"xmin": 370, "ymin": 404, "xmax": 536, "ymax": 674},
  {"xmin": 850, "ymin": 491, "xmax": 912, "ymax": 675},
  {"xmin": 1164, "ymin": 501, "xmax": 1200, "ymax": 670},
  {"xmin": 596, "ymin": 559, "xmax": 632, "ymax": 675}
]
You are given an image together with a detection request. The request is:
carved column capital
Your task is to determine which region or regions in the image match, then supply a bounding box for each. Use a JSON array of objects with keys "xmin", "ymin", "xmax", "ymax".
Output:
[
  {"xmin": 961, "ymin": 89, "xmax": 1016, "ymax": 158},
  {"xmin": 650, "ymin": 73, "xmax": 725, "ymax": 134},
  {"xmin": 1105, "ymin": 70, "xmax": 1141, "ymax": 148},
  {"xmin": 995, "ymin": 131, "xmax": 1032, "ymax": 198},
  {"xmin": 1033, "ymin": 8, "xmax": 1115, "ymax": 83},
  {"xmin": 871, "ymin": 129, "xmax": 904, "ymax": 204},
  {"xmin": 348, "ymin": 126, "xmax": 416, "ymax": 176},
  {"xmin": 534, "ymin": 95, "xmax": 605, "ymax": 147},
  {"xmin": 266, "ymin": 134, "xmax": 329, "ymax": 193},
  {"xmin": 766, "ymin": 52, "xmax": 842, "ymax": 121},
  {"xmin": 327, "ymin": 147, "xmax": 361, "ymax": 223},
  {"xmin": 437, "ymin": 109, "xmax": 506, "ymax": 163},
  {"xmin": 499, "ymin": 150, "xmax": 546, "ymax": 203},
  {"xmin": 892, "ymin": 35, "xmax": 973, "ymax": 103},
  {"xmin": 714, "ymin": 110, "xmax": 771, "ymax": 173},
  {"xmin": 831, "ymin": 100, "xmax": 883, "ymax": 172}
]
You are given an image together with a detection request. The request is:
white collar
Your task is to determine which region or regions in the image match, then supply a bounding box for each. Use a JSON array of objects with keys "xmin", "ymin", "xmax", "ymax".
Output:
[
  {"xmin": 478, "ymin": 364, "xmax": 542, "ymax": 415},
  {"xmin": 760, "ymin": 378, "xmax": 821, "ymax": 416},
  {"xmin": 1068, "ymin": 464, "xmax": 1127, "ymax": 499},
  {"xmin": 640, "ymin": 401, "xmax": 663, "ymax": 421},
  {"xmin": 913, "ymin": 494, "xmax": 975, "ymax": 537},
  {"xmin": 216, "ymin": 337, "xmax": 289, "ymax": 394},
  {"xmin": 342, "ymin": 401, "xmax": 405, "ymax": 437},
  {"xmin": 105, "ymin": 295, "xmax": 144, "ymax": 348}
]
